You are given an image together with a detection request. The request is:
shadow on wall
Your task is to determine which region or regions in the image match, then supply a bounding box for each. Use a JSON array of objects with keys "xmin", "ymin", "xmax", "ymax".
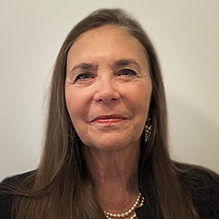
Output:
[{"xmin": 168, "ymin": 93, "xmax": 219, "ymax": 173}]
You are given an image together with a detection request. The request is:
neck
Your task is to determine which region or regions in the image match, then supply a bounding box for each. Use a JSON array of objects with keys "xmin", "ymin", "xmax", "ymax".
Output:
[{"xmin": 82, "ymin": 142, "xmax": 141, "ymax": 213}]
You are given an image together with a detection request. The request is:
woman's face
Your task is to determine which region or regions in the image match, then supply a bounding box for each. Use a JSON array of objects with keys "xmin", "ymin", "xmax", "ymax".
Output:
[{"xmin": 65, "ymin": 25, "xmax": 152, "ymax": 151}]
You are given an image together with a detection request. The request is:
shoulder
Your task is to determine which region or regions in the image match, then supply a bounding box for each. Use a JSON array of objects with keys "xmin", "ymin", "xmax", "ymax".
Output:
[
  {"xmin": 0, "ymin": 171, "xmax": 35, "ymax": 219},
  {"xmin": 0, "ymin": 171, "xmax": 34, "ymax": 187},
  {"xmin": 176, "ymin": 163, "xmax": 219, "ymax": 218},
  {"xmin": 176, "ymin": 163, "xmax": 219, "ymax": 189}
]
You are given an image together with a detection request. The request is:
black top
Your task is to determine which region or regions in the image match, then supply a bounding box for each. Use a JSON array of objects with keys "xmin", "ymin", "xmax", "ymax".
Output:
[
  {"xmin": 0, "ymin": 167, "xmax": 219, "ymax": 219},
  {"xmin": 136, "ymin": 166, "xmax": 219, "ymax": 219}
]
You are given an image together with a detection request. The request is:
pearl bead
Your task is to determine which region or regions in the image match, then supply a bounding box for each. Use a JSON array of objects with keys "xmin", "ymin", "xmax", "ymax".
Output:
[{"xmin": 103, "ymin": 192, "xmax": 145, "ymax": 218}]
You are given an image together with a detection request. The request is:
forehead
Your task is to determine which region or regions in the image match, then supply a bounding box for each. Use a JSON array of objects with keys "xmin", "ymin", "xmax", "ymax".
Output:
[{"xmin": 67, "ymin": 25, "xmax": 148, "ymax": 69}]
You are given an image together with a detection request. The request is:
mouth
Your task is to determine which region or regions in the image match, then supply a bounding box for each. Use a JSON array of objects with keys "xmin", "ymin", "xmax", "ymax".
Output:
[{"xmin": 91, "ymin": 114, "xmax": 125, "ymax": 124}]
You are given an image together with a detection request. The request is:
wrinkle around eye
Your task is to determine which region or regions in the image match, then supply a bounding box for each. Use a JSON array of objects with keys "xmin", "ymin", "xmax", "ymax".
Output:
[
  {"xmin": 74, "ymin": 72, "xmax": 96, "ymax": 85},
  {"xmin": 118, "ymin": 69, "xmax": 137, "ymax": 76},
  {"xmin": 66, "ymin": 72, "xmax": 96, "ymax": 84},
  {"xmin": 116, "ymin": 69, "xmax": 138, "ymax": 82}
]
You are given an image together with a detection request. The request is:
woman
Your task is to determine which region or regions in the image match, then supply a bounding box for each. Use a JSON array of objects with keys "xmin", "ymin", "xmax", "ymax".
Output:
[{"xmin": 0, "ymin": 8, "xmax": 219, "ymax": 219}]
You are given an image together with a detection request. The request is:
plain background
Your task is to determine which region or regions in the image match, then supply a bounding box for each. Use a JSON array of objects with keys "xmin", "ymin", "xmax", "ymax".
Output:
[{"xmin": 0, "ymin": 0, "xmax": 218, "ymax": 181}]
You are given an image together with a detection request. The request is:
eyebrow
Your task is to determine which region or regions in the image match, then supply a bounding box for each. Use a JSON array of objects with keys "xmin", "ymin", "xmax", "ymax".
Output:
[
  {"xmin": 70, "ymin": 63, "xmax": 93, "ymax": 72},
  {"xmin": 69, "ymin": 59, "xmax": 141, "ymax": 73},
  {"xmin": 114, "ymin": 59, "xmax": 142, "ymax": 69}
]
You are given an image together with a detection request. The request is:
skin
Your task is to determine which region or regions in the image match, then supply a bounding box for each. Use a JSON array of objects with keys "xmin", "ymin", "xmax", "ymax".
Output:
[{"xmin": 65, "ymin": 25, "xmax": 152, "ymax": 214}]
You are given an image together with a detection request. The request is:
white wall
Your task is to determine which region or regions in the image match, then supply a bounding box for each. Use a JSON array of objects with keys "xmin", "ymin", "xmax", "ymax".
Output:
[{"xmin": 0, "ymin": 0, "xmax": 218, "ymax": 181}]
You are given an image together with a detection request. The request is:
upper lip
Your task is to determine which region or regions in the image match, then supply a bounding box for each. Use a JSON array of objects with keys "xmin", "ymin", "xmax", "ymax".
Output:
[{"xmin": 91, "ymin": 114, "xmax": 125, "ymax": 122}]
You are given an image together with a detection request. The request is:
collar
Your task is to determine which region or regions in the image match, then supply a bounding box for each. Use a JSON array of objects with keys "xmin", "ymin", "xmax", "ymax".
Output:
[{"xmin": 135, "ymin": 185, "xmax": 157, "ymax": 219}]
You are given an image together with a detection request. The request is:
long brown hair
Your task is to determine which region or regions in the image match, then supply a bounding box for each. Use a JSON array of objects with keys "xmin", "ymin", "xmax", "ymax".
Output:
[{"xmin": 11, "ymin": 8, "xmax": 213, "ymax": 219}]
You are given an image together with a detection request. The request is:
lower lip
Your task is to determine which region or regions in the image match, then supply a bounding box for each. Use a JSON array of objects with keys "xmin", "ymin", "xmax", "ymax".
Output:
[{"xmin": 93, "ymin": 118, "xmax": 124, "ymax": 125}]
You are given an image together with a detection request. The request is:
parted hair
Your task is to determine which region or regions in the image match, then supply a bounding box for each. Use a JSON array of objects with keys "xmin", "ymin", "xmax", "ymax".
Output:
[{"xmin": 12, "ymin": 8, "xmax": 204, "ymax": 219}]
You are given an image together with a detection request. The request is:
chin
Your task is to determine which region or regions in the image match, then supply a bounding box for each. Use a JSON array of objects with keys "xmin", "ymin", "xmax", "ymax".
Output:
[{"xmin": 83, "ymin": 136, "xmax": 138, "ymax": 152}]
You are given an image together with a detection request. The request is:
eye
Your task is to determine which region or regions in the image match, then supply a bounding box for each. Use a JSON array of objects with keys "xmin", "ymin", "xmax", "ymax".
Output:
[
  {"xmin": 74, "ymin": 72, "xmax": 95, "ymax": 82},
  {"xmin": 118, "ymin": 69, "xmax": 137, "ymax": 76}
]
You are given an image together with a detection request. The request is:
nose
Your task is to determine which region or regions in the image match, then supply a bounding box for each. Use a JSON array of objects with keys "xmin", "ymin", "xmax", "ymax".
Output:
[{"xmin": 93, "ymin": 77, "xmax": 121, "ymax": 104}]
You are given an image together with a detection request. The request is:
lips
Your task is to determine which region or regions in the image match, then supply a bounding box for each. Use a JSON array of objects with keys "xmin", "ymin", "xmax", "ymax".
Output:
[{"xmin": 91, "ymin": 114, "xmax": 125, "ymax": 124}]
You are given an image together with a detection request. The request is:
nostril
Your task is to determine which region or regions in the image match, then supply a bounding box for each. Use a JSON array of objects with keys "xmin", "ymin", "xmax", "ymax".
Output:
[{"xmin": 93, "ymin": 84, "xmax": 121, "ymax": 103}]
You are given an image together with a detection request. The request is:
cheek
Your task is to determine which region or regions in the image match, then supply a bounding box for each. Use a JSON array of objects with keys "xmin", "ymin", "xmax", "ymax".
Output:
[
  {"xmin": 134, "ymin": 87, "xmax": 152, "ymax": 126},
  {"xmin": 65, "ymin": 90, "xmax": 82, "ymax": 124},
  {"xmin": 65, "ymin": 87, "xmax": 92, "ymax": 128},
  {"xmin": 127, "ymin": 83, "xmax": 152, "ymax": 109}
]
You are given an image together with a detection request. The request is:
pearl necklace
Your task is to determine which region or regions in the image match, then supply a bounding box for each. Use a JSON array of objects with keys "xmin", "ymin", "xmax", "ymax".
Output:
[{"xmin": 104, "ymin": 192, "xmax": 145, "ymax": 219}]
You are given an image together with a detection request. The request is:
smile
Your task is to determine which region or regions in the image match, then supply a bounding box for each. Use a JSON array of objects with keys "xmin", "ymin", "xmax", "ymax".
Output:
[{"xmin": 91, "ymin": 114, "xmax": 125, "ymax": 125}]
